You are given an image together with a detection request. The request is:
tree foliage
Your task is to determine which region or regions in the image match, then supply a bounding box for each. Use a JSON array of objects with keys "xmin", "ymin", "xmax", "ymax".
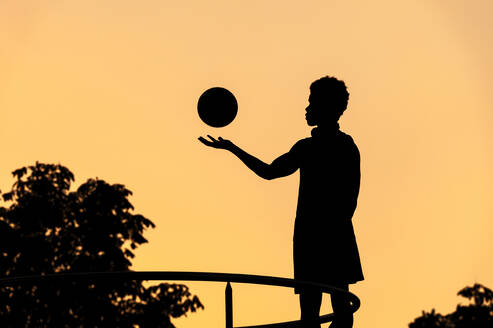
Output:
[
  {"xmin": 409, "ymin": 284, "xmax": 493, "ymax": 328},
  {"xmin": 0, "ymin": 162, "xmax": 203, "ymax": 327}
]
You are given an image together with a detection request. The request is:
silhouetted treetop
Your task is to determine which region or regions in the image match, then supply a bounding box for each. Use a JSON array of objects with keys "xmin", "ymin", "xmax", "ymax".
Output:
[
  {"xmin": 0, "ymin": 162, "xmax": 202, "ymax": 328},
  {"xmin": 457, "ymin": 284, "xmax": 493, "ymax": 308},
  {"xmin": 409, "ymin": 283, "xmax": 493, "ymax": 328}
]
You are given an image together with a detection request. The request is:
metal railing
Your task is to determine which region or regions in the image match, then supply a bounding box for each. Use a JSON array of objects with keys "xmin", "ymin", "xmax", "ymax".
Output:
[{"xmin": 0, "ymin": 271, "xmax": 360, "ymax": 327}]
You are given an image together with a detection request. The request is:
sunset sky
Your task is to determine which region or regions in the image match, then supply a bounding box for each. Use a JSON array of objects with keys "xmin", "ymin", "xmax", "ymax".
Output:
[{"xmin": 1, "ymin": 1, "xmax": 492, "ymax": 327}]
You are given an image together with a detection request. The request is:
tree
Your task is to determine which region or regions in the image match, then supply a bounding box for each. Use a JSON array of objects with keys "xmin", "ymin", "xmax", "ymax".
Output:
[
  {"xmin": 409, "ymin": 284, "xmax": 493, "ymax": 328},
  {"xmin": 0, "ymin": 162, "xmax": 203, "ymax": 327}
]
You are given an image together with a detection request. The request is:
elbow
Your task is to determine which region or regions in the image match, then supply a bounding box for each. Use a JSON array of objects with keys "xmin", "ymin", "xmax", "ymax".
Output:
[
  {"xmin": 261, "ymin": 166, "xmax": 289, "ymax": 180},
  {"xmin": 259, "ymin": 170, "xmax": 277, "ymax": 180},
  {"xmin": 258, "ymin": 171, "xmax": 275, "ymax": 180},
  {"xmin": 264, "ymin": 171, "xmax": 284, "ymax": 180},
  {"xmin": 257, "ymin": 164, "xmax": 283, "ymax": 180}
]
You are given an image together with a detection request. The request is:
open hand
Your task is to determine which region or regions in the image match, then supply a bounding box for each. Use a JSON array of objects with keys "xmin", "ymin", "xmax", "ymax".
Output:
[{"xmin": 198, "ymin": 135, "xmax": 234, "ymax": 150}]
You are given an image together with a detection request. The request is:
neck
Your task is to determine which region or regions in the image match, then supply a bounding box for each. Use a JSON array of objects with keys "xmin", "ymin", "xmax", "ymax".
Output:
[
  {"xmin": 311, "ymin": 122, "xmax": 340, "ymax": 138},
  {"xmin": 317, "ymin": 121, "xmax": 339, "ymax": 130}
]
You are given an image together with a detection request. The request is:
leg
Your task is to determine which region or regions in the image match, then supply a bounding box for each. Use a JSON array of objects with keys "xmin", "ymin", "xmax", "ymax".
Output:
[
  {"xmin": 329, "ymin": 284, "xmax": 353, "ymax": 328},
  {"xmin": 299, "ymin": 290, "xmax": 322, "ymax": 328}
]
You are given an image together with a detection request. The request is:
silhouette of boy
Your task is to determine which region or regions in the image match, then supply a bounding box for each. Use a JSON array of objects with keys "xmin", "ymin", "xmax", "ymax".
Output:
[{"xmin": 199, "ymin": 76, "xmax": 363, "ymax": 328}]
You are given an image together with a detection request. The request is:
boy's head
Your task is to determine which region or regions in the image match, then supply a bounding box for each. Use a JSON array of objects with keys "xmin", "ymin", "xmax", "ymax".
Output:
[{"xmin": 305, "ymin": 76, "xmax": 349, "ymax": 126}]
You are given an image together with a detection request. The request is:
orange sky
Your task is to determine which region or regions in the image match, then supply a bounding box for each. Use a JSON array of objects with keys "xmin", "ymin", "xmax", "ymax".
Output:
[{"xmin": 1, "ymin": 1, "xmax": 493, "ymax": 327}]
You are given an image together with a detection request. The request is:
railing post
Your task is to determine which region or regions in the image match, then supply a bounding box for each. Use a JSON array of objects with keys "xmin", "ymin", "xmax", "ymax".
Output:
[{"xmin": 225, "ymin": 281, "xmax": 233, "ymax": 328}]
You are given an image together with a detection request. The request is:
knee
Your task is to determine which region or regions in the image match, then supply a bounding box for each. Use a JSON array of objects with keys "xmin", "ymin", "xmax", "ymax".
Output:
[
  {"xmin": 331, "ymin": 297, "xmax": 353, "ymax": 327},
  {"xmin": 331, "ymin": 293, "xmax": 351, "ymax": 313}
]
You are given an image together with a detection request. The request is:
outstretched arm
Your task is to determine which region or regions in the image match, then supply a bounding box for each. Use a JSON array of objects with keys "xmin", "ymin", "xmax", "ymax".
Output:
[{"xmin": 198, "ymin": 135, "xmax": 298, "ymax": 180}]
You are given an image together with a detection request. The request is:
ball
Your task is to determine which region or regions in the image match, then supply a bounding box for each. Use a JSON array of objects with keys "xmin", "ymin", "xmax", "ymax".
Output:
[{"xmin": 197, "ymin": 87, "xmax": 238, "ymax": 128}]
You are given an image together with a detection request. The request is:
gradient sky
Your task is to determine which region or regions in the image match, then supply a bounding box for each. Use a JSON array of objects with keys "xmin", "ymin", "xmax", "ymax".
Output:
[{"xmin": 1, "ymin": 1, "xmax": 492, "ymax": 327}]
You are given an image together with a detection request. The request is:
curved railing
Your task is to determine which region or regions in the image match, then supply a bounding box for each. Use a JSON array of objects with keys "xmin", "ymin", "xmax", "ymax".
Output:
[{"xmin": 0, "ymin": 271, "xmax": 360, "ymax": 328}]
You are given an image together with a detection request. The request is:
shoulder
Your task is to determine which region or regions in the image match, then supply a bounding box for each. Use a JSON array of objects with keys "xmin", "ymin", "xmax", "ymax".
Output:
[
  {"xmin": 291, "ymin": 137, "xmax": 311, "ymax": 152},
  {"xmin": 294, "ymin": 137, "xmax": 312, "ymax": 147},
  {"xmin": 338, "ymin": 131, "xmax": 360, "ymax": 156},
  {"xmin": 285, "ymin": 137, "xmax": 311, "ymax": 160},
  {"xmin": 338, "ymin": 131, "xmax": 357, "ymax": 146}
]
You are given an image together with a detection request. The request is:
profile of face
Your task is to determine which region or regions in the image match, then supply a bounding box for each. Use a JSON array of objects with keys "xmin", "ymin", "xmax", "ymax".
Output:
[{"xmin": 305, "ymin": 92, "xmax": 340, "ymax": 127}]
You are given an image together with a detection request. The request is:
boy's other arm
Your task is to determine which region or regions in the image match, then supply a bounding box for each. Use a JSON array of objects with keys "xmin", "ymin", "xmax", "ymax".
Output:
[{"xmin": 198, "ymin": 135, "xmax": 298, "ymax": 180}]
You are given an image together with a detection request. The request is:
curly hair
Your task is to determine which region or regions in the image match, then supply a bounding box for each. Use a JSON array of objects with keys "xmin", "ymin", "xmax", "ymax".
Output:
[{"xmin": 310, "ymin": 76, "xmax": 350, "ymax": 117}]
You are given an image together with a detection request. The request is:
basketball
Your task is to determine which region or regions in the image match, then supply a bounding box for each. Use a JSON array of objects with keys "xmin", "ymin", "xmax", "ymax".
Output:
[{"xmin": 197, "ymin": 87, "xmax": 238, "ymax": 128}]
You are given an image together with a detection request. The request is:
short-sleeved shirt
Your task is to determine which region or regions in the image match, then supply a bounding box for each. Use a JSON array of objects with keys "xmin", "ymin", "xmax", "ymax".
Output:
[{"xmin": 290, "ymin": 127, "xmax": 364, "ymax": 290}]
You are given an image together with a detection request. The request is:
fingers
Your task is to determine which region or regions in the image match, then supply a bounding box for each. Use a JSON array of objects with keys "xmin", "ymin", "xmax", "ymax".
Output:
[
  {"xmin": 198, "ymin": 136, "xmax": 213, "ymax": 146},
  {"xmin": 198, "ymin": 135, "xmax": 223, "ymax": 147},
  {"xmin": 198, "ymin": 135, "xmax": 228, "ymax": 149}
]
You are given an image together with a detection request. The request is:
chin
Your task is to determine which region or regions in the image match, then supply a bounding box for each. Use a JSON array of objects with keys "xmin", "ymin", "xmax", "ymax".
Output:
[{"xmin": 306, "ymin": 119, "xmax": 317, "ymax": 126}]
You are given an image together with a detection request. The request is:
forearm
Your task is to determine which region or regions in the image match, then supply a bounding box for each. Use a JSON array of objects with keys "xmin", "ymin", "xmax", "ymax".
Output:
[
  {"xmin": 199, "ymin": 135, "xmax": 295, "ymax": 179},
  {"xmin": 228, "ymin": 143, "xmax": 275, "ymax": 180}
]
